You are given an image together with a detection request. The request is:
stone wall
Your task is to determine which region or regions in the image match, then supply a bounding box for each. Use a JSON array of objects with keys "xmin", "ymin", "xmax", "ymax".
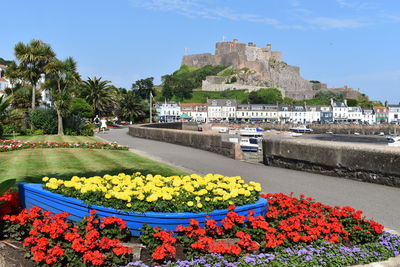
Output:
[
  {"xmin": 128, "ymin": 123, "xmax": 242, "ymax": 159},
  {"xmin": 263, "ymin": 136, "xmax": 400, "ymax": 187}
]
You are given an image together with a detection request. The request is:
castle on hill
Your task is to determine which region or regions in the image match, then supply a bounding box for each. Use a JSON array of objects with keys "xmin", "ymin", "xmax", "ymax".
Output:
[{"xmin": 182, "ymin": 39, "xmax": 362, "ymax": 101}]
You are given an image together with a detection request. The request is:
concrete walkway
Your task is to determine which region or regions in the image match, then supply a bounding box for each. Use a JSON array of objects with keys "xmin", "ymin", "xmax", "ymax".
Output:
[{"xmin": 98, "ymin": 128, "xmax": 400, "ymax": 232}]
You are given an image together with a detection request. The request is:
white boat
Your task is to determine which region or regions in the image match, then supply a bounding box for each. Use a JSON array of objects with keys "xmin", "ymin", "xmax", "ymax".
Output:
[
  {"xmin": 240, "ymin": 138, "xmax": 259, "ymax": 152},
  {"xmin": 239, "ymin": 127, "xmax": 263, "ymax": 137},
  {"xmin": 289, "ymin": 125, "xmax": 313, "ymax": 133},
  {"xmin": 388, "ymin": 136, "xmax": 400, "ymax": 146}
]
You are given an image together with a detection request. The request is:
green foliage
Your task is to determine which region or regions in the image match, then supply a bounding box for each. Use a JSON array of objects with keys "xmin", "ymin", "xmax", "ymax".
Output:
[
  {"xmin": 0, "ymin": 57, "xmax": 13, "ymax": 66},
  {"xmin": 33, "ymin": 129, "xmax": 44, "ymax": 135},
  {"xmin": 79, "ymin": 77, "xmax": 117, "ymax": 116},
  {"xmin": 69, "ymin": 97, "xmax": 93, "ymax": 118},
  {"xmin": 29, "ymin": 108, "xmax": 57, "ymax": 134},
  {"xmin": 220, "ymin": 68, "xmax": 236, "ymax": 77},
  {"xmin": 132, "ymin": 77, "xmax": 155, "ymax": 100},
  {"xmin": 248, "ymin": 88, "xmax": 283, "ymax": 104},
  {"xmin": 161, "ymin": 65, "xmax": 226, "ymax": 100},
  {"xmin": 0, "ymin": 179, "xmax": 16, "ymax": 200},
  {"xmin": 314, "ymin": 90, "xmax": 344, "ymax": 102},
  {"xmin": 309, "ymin": 80, "xmax": 321, "ymax": 83},
  {"xmin": 64, "ymin": 114, "xmax": 85, "ymax": 134},
  {"xmin": 115, "ymin": 90, "xmax": 146, "ymax": 122},
  {"xmin": 3, "ymin": 124, "xmax": 21, "ymax": 135},
  {"xmin": 178, "ymin": 90, "xmax": 249, "ymax": 104}
]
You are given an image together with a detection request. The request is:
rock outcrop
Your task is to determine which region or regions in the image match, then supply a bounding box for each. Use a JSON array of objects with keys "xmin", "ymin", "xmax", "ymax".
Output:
[{"xmin": 182, "ymin": 39, "xmax": 327, "ymax": 100}]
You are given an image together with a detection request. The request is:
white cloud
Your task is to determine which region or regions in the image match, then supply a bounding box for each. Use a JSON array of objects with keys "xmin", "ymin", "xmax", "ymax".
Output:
[
  {"xmin": 307, "ymin": 17, "xmax": 367, "ymax": 29},
  {"xmin": 335, "ymin": 0, "xmax": 377, "ymax": 10},
  {"xmin": 130, "ymin": 0, "xmax": 375, "ymax": 30}
]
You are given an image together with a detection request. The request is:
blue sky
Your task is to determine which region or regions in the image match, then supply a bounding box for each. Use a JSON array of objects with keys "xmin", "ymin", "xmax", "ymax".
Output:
[{"xmin": 2, "ymin": 0, "xmax": 400, "ymax": 102}]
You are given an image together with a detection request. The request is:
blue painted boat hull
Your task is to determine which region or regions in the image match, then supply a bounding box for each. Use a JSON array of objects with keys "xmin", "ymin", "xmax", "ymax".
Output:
[{"xmin": 18, "ymin": 183, "xmax": 268, "ymax": 236}]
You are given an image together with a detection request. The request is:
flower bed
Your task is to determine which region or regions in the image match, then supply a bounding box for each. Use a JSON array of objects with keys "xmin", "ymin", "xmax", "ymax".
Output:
[
  {"xmin": 18, "ymin": 182, "xmax": 268, "ymax": 236},
  {"xmin": 1, "ymin": 189, "xmax": 400, "ymax": 266},
  {"xmin": 43, "ymin": 173, "xmax": 262, "ymax": 213},
  {"xmin": 0, "ymin": 139, "xmax": 128, "ymax": 152}
]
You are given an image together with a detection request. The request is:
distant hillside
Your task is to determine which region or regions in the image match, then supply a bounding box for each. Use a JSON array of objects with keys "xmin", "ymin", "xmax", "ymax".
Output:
[{"xmin": 0, "ymin": 57, "xmax": 13, "ymax": 66}]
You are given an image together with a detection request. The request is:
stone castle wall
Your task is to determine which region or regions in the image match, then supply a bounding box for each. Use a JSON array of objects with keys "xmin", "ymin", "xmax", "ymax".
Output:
[{"xmin": 181, "ymin": 40, "xmax": 318, "ymax": 100}]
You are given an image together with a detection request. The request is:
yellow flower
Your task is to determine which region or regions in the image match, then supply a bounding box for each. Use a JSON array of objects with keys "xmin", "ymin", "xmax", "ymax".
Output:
[
  {"xmin": 126, "ymin": 203, "xmax": 132, "ymax": 208},
  {"xmin": 105, "ymin": 193, "xmax": 112, "ymax": 199},
  {"xmin": 187, "ymin": 201, "xmax": 194, "ymax": 207},
  {"xmin": 42, "ymin": 177, "xmax": 49, "ymax": 182},
  {"xmin": 197, "ymin": 203, "xmax": 203, "ymax": 208}
]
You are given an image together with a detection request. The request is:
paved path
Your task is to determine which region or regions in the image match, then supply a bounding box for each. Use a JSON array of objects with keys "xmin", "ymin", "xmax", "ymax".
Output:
[{"xmin": 98, "ymin": 128, "xmax": 400, "ymax": 231}]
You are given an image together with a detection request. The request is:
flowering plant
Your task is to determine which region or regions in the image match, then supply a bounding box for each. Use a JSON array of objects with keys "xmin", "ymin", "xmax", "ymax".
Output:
[
  {"xmin": 43, "ymin": 172, "xmax": 262, "ymax": 213},
  {"xmin": 3, "ymin": 207, "xmax": 132, "ymax": 266},
  {"xmin": 0, "ymin": 139, "xmax": 128, "ymax": 152},
  {"xmin": 141, "ymin": 193, "xmax": 385, "ymax": 261}
]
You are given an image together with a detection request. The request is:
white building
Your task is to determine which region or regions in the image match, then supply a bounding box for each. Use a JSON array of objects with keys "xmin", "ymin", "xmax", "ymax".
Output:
[
  {"xmin": 347, "ymin": 107, "xmax": 363, "ymax": 122},
  {"xmin": 291, "ymin": 105, "xmax": 307, "ymax": 123},
  {"xmin": 180, "ymin": 103, "xmax": 207, "ymax": 122},
  {"xmin": 278, "ymin": 105, "xmax": 292, "ymax": 123},
  {"xmin": 331, "ymin": 99, "xmax": 348, "ymax": 122},
  {"xmin": 155, "ymin": 101, "xmax": 181, "ymax": 122},
  {"xmin": 236, "ymin": 104, "xmax": 278, "ymax": 122},
  {"xmin": 306, "ymin": 106, "xmax": 321, "ymax": 123},
  {"xmin": 388, "ymin": 104, "xmax": 400, "ymax": 123},
  {"xmin": 362, "ymin": 109, "xmax": 375, "ymax": 125},
  {"xmin": 0, "ymin": 65, "xmax": 11, "ymax": 92},
  {"xmin": 207, "ymin": 99, "xmax": 237, "ymax": 121}
]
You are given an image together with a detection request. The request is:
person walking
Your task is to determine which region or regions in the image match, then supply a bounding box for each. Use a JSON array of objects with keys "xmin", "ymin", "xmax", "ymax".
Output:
[
  {"xmin": 94, "ymin": 115, "xmax": 101, "ymax": 133},
  {"xmin": 100, "ymin": 118, "xmax": 107, "ymax": 133}
]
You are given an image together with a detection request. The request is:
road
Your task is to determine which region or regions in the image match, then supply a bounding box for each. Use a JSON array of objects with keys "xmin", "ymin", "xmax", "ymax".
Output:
[{"xmin": 98, "ymin": 128, "xmax": 400, "ymax": 232}]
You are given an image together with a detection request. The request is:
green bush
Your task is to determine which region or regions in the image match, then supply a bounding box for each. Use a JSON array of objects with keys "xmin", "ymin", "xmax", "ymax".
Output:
[
  {"xmin": 80, "ymin": 128, "xmax": 94, "ymax": 136},
  {"xmin": 64, "ymin": 115, "xmax": 85, "ymax": 134},
  {"xmin": 33, "ymin": 129, "xmax": 44, "ymax": 135},
  {"xmin": 69, "ymin": 98, "xmax": 94, "ymax": 118},
  {"xmin": 20, "ymin": 129, "xmax": 34, "ymax": 136},
  {"xmin": 3, "ymin": 124, "xmax": 21, "ymax": 135},
  {"xmin": 29, "ymin": 108, "xmax": 57, "ymax": 134},
  {"xmin": 65, "ymin": 128, "xmax": 78, "ymax": 136}
]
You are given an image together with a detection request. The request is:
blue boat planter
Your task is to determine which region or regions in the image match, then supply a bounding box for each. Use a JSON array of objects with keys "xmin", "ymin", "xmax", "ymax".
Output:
[{"xmin": 18, "ymin": 183, "xmax": 268, "ymax": 236}]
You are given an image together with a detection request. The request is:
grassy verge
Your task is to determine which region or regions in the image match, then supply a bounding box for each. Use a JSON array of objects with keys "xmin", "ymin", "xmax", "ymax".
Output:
[{"xmin": 0, "ymin": 136, "xmax": 187, "ymax": 185}]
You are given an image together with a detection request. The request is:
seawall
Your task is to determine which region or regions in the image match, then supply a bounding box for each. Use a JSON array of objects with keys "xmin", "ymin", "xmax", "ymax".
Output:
[
  {"xmin": 128, "ymin": 123, "xmax": 242, "ymax": 160},
  {"xmin": 263, "ymin": 136, "xmax": 400, "ymax": 187}
]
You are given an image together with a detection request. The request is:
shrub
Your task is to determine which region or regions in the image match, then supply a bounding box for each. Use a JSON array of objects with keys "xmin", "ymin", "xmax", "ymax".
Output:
[
  {"xmin": 65, "ymin": 128, "xmax": 78, "ymax": 136},
  {"xmin": 0, "ymin": 125, "xmax": 3, "ymax": 137},
  {"xmin": 80, "ymin": 128, "xmax": 94, "ymax": 136},
  {"xmin": 33, "ymin": 129, "xmax": 44, "ymax": 135},
  {"xmin": 69, "ymin": 98, "xmax": 94, "ymax": 118},
  {"xmin": 3, "ymin": 124, "xmax": 22, "ymax": 135},
  {"xmin": 64, "ymin": 114, "xmax": 85, "ymax": 134},
  {"xmin": 20, "ymin": 129, "xmax": 34, "ymax": 136},
  {"xmin": 29, "ymin": 108, "xmax": 57, "ymax": 134}
]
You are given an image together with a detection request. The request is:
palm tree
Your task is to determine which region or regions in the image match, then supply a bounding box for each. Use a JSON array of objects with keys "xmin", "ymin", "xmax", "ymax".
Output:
[
  {"xmin": 14, "ymin": 39, "xmax": 55, "ymax": 110},
  {"xmin": 45, "ymin": 57, "xmax": 80, "ymax": 135},
  {"xmin": 0, "ymin": 95, "xmax": 12, "ymax": 124},
  {"xmin": 116, "ymin": 90, "xmax": 145, "ymax": 122},
  {"xmin": 80, "ymin": 77, "xmax": 116, "ymax": 116}
]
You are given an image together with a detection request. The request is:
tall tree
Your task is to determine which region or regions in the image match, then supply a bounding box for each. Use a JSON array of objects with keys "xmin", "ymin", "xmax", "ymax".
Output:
[
  {"xmin": 80, "ymin": 77, "xmax": 116, "ymax": 116},
  {"xmin": 115, "ymin": 90, "xmax": 146, "ymax": 122},
  {"xmin": 14, "ymin": 39, "xmax": 56, "ymax": 110},
  {"xmin": 45, "ymin": 57, "xmax": 80, "ymax": 135},
  {"xmin": 132, "ymin": 77, "xmax": 155, "ymax": 100}
]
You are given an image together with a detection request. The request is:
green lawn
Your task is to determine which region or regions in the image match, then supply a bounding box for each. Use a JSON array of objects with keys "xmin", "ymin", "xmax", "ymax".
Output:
[
  {"xmin": 0, "ymin": 138, "xmax": 187, "ymax": 185},
  {"xmin": 3, "ymin": 135, "xmax": 100, "ymax": 143}
]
